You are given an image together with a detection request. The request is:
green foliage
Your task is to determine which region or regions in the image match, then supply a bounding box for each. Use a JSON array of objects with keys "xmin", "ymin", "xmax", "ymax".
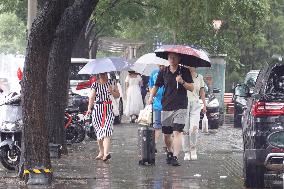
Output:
[
  {"xmin": 225, "ymin": 71, "xmax": 242, "ymax": 92},
  {"xmin": 90, "ymin": 0, "xmax": 148, "ymax": 39},
  {"xmin": 0, "ymin": 0, "xmax": 27, "ymax": 22},
  {"xmin": 0, "ymin": 13, "xmax": 26, "ymax": 54},
  {"xmin": 111, "ymin": 0, "xmax": 284, "ymax": 91}
]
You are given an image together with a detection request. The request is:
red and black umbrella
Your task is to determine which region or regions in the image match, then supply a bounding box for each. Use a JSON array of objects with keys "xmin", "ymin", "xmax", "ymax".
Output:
[{"xmin": 154, "ymin": 45, "xmax": 211, "ymax": 67}]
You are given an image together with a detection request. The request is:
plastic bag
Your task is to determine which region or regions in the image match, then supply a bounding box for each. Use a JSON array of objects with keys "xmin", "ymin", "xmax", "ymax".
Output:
[
  {"xmin": 202, "ymin": 114, "xmax": 208, "ymax": 133},
  {"xmin": 137, "ymin": 105, "xmax": 152, "ymax": 126},
  {"xmin": 110, "ymin": 95, "xmax": 119, "ymax": 116}
]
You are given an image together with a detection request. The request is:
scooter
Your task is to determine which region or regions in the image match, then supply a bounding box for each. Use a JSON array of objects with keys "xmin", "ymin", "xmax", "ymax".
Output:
[
  {"xmin": 0, "ymin": 92, "xmax": 22, "ymax": 170},
  {"xmin": 199, "ymin": 88, "xmax": 221, "ymax": 129},
  {"xmin": 64, "ymin": 107, "xmax": 85, "ymax": 144},
  {"xmin": 83, "ymin": 114, "xmax": 97, "ymax": 140}
]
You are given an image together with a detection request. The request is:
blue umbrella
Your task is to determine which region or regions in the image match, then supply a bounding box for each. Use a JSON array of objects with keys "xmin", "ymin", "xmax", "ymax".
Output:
[{"xmin": 78, "ymin": 57, "xmax": 130, "ymax": 75}]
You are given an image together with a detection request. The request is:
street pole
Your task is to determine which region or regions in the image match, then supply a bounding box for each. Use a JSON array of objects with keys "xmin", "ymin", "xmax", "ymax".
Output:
[{"xmin": 27, "ymin": 0, "xmax": 38, "ymax": 35}]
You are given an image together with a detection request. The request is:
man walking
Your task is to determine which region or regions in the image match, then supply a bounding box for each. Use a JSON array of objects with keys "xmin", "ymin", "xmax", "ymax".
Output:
[{"xmin": 148, "ymin": 52, "xmax": 194, "ymax": 166}]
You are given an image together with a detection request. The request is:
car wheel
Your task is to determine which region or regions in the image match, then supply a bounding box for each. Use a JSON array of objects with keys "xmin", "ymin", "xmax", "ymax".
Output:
[
  {"xmin": 0, "ymin": 145, "xmax": 21, "ymax": 170},
  {"xmin": 243, "ymin": 154, "xmax": 264, "ymax": 188}
]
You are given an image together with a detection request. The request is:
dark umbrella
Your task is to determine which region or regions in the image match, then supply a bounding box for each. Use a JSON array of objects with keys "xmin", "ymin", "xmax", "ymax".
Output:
[{"xmin": 154, "ymin": 45, "xmax": 211, "ymax": 67}]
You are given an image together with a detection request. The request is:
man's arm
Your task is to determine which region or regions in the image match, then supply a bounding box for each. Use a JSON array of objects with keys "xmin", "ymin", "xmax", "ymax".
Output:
[
  {"xmin": 181, "ymin": 67, "xmax": 194, "ymax": 91},
  {"xmin": 176, "ymin": 75, "xmax": 194, "ymax": 91},
  {"xmin": 200, "ymin": 87, "xmax": 206, "ymax": 113}
]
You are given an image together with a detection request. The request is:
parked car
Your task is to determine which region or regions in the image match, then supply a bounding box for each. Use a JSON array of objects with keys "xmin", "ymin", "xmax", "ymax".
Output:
[
  {"xmin": 233, "ymin": 85, "xmax": 248, "ymax": 128},
  {"xmin": 241, "ymin": 62, "xmax": 284, "ymax": 188},
  {"xmin": 233, "ymin": 70, "xmax": 260, "ymax": 128}
]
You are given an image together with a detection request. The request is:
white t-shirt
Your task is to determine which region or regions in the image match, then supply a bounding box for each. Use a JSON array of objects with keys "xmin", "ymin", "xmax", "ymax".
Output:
[{"xmin": 187, "ymin": 74, "xmax": 205, "ymax": 102}]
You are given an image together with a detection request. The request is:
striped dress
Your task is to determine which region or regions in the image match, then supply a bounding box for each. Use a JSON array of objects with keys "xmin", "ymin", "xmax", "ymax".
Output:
[{"xmin": 91, "ymin": 80, "xmax": 114, "ymax": 140}]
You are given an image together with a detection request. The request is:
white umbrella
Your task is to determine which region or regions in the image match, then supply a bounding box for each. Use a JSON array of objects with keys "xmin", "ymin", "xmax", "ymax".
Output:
[
  {"xmin": 78, "ymin": 57, "xmax": 129, "ymax": 75},
  {"xmin": 131, "ymin": 53, "xmax": 169, "ymax": 76}
]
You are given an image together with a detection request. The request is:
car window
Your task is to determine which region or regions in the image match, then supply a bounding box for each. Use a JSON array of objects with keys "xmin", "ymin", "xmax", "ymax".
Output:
[
  {"xmin": 244, "ymin": 71, "xmax": 259, "ymax": 89},
  {"xmin": 265, "ymin": 65, "xmax": 284, "ymax": 94},
  {"xmin": 234, "ymin": 85, "xmax": 249, "ymax": 96}
]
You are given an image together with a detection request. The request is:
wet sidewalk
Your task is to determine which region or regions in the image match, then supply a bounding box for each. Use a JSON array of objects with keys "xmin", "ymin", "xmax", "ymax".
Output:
[{"xmin": 0, "ymin": 122, "xmax": 245, "ymax": 189}]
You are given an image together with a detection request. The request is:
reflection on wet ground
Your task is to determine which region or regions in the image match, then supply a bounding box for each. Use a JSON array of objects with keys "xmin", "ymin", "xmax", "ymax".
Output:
[{"xmin": 0, "ymin": 123, "xmax": 247, "ymax": 189}]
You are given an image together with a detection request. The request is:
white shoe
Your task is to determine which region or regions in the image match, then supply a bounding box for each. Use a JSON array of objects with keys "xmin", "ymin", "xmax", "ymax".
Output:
[
  {"xmin": 190, "ymin": 149, "xmax": 197, "ymax": 160},
  {"xmin": 184, "ymin": 152, "xmax": 191, "ymax": 161}
]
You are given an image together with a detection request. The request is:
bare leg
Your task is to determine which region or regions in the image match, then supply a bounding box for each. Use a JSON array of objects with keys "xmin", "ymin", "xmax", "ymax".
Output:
[
  {"xmin": 163, "ymin": 134, "xmax": 173, "ymax": 152},
  {"xmin": 96, "ymin": 139, "xmax": 104, "ymax": 159},
  {"xmin": 154, "ymin": 129, "xmax": 161, "ymax": 144},
  {"xmin": 190, "ymin": 125, "xmax": 198, "ymax": 149},
  {"xmin": 173, "ymin": 131, "xmax": 183, "ymax": 157},
  {"xmin": 103, "ymin": 137, "xmax": 111, "ymax": 158}
]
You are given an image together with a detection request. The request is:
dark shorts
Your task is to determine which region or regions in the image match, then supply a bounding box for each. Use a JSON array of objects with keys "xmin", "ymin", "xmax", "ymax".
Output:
[{"xmin": 162, "ymin": 124, "xmax": 184, "ymax": 134}]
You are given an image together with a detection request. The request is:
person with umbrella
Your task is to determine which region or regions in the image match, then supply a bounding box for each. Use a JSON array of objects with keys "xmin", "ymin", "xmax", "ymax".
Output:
[
  {"xmin": 148, "ymin": 64, "xmax": 166, "ymax": 152},
  {"xmin": 182, "ymin": 66, "xmax": 206, "ymax": 161},
  {"xmin": 80, "ymin": 57, "xmax": 126, "ymax": 162},
  {"xmin": 148, "ymin": 52, "xmax": 194, "ymax": 166},
  {"xmin": 124, "ymin": 70, "xmax": 144, "ymax": 123},
  {"xmin": 86, "ymin": 72, "xmax": 120, "ymax": 162}
]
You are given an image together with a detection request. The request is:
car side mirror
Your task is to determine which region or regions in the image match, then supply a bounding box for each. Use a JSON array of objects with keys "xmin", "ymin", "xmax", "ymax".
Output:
[
  {"xmin": 234, "ymin": 84, "xmax": 250, "ymax": 97},
  {"xmin": 213, "ymin": 88, "xmax": 221, "ymax": 93}
]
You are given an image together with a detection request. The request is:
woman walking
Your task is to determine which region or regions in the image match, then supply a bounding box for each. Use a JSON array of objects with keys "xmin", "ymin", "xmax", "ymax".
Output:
[
  {"xmin": 87, "ymin": 72, "xmax": 120, "ymax": 162},
  {"xmin": 124, "ymin": 71, "xmax": 144, "ymax": 123},
  {"xmin": 182, "ymin": 66, "xmax": 206, "ymax": 160}
]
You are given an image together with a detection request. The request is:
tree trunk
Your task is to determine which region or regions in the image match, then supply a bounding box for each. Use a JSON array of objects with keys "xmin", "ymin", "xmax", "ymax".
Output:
[
  {"xmin": 20, "ymin": 0, "xmax": 69, "ymax": 179},
  {"xmin": 89, "ymin": 37, "xmax": 99, "ymax": 58},
  {"xmin": 46, "ymin": 0, "xmax": 99, "ymax": 154},
  {"xmin": 72, "ymin": 23, "xmax": 89, "ymax": 58}
]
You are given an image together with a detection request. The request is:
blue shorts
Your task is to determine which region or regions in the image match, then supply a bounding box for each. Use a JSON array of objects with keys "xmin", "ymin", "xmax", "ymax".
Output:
[{"xmin": 153, "ymin": 110, "xmax": 162, "ymax": 129}]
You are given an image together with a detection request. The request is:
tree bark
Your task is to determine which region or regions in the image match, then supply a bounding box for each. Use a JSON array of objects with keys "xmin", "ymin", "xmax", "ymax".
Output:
[
  {"xmin": 71, "ymin": 23, "xmax": 89, "ymax": 58},
  {"xmin": 20, "ymin": 0, "xmax": 69, "ymax": 178},
  {"xmin": 46, "ymin": 0, "xmax": 99, "ymax": 154},
  {"xmin": 89, "ymin": 36, "xmax": 99, "ymax": 58}
]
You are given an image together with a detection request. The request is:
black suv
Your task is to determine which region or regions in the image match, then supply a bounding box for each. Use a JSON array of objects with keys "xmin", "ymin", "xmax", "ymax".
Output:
[{"xmin": 238, "ymin": 62, "xmax": 284, "ymax": 188}]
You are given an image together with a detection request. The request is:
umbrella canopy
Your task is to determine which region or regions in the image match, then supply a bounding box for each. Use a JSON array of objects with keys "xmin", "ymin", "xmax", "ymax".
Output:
[
  {"xmin": 78, "ymin": 57, "xmax": 129, "ymax": 75},
  {"xmin": 131, "ymin": 53, "xmax": 169, "ymax": 76},
  {"xmin": 155, "ymin": 45, "xmax": 211, "ymax": 67}
]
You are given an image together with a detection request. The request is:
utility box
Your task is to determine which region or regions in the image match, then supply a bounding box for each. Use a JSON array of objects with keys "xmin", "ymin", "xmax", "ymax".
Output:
[{"xmin": 197, "ymin": 54, "xmax": 227, "ymax": 111}]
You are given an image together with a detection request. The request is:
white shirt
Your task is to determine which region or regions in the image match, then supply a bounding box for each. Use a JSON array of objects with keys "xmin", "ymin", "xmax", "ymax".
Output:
[{"xmin": 187, "ymin": 74, "xmax": 205, "ymax": 102}]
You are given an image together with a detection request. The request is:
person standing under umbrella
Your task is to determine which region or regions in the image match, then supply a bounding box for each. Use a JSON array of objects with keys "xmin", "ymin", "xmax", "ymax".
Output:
[
  {"xmin": 148, "ymin": 52, "xmax": 194, "ymax": 166},
  {"xmin": 182, "ymin": 66, "xmax": 206, "ymax": 161},
  {"xmin": 124, "ymin": 71, "xmax": 144, "ymax": 123},
  {"xmin": 86, "ymin": 72, "xmax": 120, "ymax": 162},
  {"xmin": 141, "ymin": 75, "xmax": 149, "ymax": 106},
  {"xmin": 148, "ymin": 65, "xmax": 165, "ymax": 152}
]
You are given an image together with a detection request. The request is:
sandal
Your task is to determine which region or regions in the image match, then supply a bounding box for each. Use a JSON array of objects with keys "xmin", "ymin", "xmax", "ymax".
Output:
[
  {"xmin": 102, "ymin": 154, "xmax": 111, "ymax": 162},
  {"xmin": 95, "ymin": 155, "xmax": 103, "ymax": 160}
]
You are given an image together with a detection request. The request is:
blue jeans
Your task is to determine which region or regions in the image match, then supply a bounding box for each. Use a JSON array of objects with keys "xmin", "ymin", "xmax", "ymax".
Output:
[{"xmin": 153, "ymin": 110, "xmax": 162, "ymax": 129}]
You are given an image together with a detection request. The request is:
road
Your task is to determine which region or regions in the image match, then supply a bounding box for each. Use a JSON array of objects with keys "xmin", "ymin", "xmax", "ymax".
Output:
[{"xmin": 0, "ymin": 121, "xmax": 245, "ymax": 189}]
